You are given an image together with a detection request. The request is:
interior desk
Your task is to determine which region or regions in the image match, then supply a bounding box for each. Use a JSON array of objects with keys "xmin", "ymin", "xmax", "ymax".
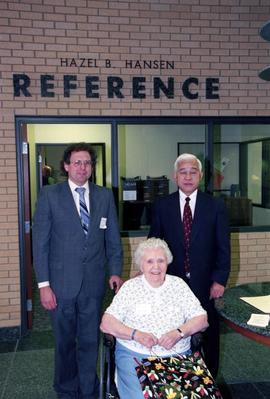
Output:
[{"xmin": 215, "ymin": 282, "xmax": 270, "ymax": 346}]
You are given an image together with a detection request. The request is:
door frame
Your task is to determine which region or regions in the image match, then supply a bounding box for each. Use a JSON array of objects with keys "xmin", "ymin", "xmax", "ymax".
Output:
[
  {"xmin": 16, "ymin": 122, "xmax": 33, "ymax": 334},
  {"xmin": 16, "ymin": 115, "xmax": 211, "ymax": 334},
  {"xmin": 15, "ymin": 116, "xmax": 118, "ymax": 335}
]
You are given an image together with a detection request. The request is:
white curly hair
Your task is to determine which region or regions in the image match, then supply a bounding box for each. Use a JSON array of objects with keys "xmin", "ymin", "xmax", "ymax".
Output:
[{"xmin": 134, "ymin": 237, "xmax": 173, "ymax": 268}]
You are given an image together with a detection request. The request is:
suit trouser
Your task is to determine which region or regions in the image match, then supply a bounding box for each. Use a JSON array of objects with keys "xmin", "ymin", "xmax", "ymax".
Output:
[
  {"xmin": 202, "ymin": 300, "xmax": 220, "ymax": 379},
  {"xmin": 50, "ymin": 281, "xmax": 102, "ymax": 399}
]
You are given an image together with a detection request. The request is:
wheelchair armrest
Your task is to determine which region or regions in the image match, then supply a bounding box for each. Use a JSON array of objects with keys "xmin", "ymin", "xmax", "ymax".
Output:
[
  {"xmin": 103, "ymin": 333, "xmax": 115, "ymax": 349},
  {"xmin": 190, "ymin": 332, "xmax": 204, "ymax": 352}
]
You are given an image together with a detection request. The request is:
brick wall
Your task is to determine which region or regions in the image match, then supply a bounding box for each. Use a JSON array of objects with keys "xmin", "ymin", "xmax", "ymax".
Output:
[
  {"xmin": 229, "ymin": 232, "xmax": 270, "ymax": 287},
  {"xmin": 0, "ymin": 142, "xmax": 20, "ymax": 328},
  {"xmin": 1, "ymin": 0, "xmax": 270, "ymax": 117},
  {"xmin": 122, "ymin": 236, "xmax": 146, "ymax": 279},
  {"xmin": 1, "ymin": 0, "xmax": 270, "ymax": 329}
]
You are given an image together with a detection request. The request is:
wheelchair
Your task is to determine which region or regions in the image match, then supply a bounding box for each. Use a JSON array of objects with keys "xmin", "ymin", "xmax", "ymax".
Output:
[
  {"xmin": 98, "ymin": 332, "xmax": 204, "ymax": 399},
  {"xmin": 99, "ymin": 333, "xmax": 119, "ymax": 399}
]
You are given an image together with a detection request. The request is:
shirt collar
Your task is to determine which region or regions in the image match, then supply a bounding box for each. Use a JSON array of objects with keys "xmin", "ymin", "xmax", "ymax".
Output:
[
  {"xmin": 141, "ymin": 274, "xmax": 168, "ymax": 292},
  {"xmin": 68, "ymin": 179, "xmax": 89, "ymax": 193},
  {"xmin": 179, "ymin": 188, "xmax": 198, "ymax": 201}
]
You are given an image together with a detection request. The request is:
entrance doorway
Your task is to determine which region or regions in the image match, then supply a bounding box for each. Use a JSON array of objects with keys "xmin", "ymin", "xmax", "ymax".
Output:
[
  {"xmin": 36, "ymin": 143, "xmax": 106, "ymax": 190},
  {"xmin": 17, "ymin": 121, "xmax": 112, "ymax": 334}
]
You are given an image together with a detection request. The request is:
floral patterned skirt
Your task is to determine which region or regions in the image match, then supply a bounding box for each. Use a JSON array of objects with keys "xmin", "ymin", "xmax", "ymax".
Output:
[{"xmin": 134, "ymin": 351, "xmax": 223, "ymax": 399}]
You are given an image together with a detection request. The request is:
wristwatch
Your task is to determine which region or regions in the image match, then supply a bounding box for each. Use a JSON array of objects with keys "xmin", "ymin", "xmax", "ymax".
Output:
[{"xmin": 177, "ymin": 328, "xmax": 185, "ymax": 338}]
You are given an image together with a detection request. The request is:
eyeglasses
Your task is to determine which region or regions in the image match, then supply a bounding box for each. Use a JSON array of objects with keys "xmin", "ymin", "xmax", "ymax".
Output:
[{"xmin": 70, "ymin": 160, "xmax": 92, "ymax": 168}]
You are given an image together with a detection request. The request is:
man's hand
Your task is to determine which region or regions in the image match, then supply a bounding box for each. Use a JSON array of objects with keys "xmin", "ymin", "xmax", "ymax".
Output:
[
  {"xmin": 109, "ymin": 275, "xmax": 123, "ymax": 293},
  {"xmin": 210, "ymin": 282, "xmax": 225, "ymax": 299},
  {"xmin": 158, "ymin": 330, "xmax": 181, "ymax": 350},
  {"xmin": 40, "ymin": 286, "xmax": 57, "ymax": 310}
]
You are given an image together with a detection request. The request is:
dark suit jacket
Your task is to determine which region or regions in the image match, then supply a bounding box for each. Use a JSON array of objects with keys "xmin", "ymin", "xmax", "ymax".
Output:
[
  {"xmin": 149, "ymin": 190, "xmax": 230, "ymax": 308},
  {"xmin": 32, "ymin": 180, "xmax": 123, "ymax": 300}
]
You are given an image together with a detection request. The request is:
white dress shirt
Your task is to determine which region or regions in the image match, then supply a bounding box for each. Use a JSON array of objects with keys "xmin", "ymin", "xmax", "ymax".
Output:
[
  {"xmin": 69, "ymin": 179, "xmax": 90, "ymax": 214},
  {"xmin": 179, "ymin": 189, "xmax": 197, "ymax": 220}
]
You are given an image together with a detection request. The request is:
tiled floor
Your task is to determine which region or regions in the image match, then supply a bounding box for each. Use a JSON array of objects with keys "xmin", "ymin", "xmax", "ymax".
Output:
[
  {"xmin": 0, "ymin": 294, "xmax": 269, "ymax": 399},
  {"xmin": 217, "ymin": 323, "xmax": 270, "ymax": 399}
]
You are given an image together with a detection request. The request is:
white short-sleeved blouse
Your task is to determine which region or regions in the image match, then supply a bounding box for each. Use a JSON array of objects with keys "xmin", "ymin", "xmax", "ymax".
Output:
[{"xmin": 105, "ymin": 274, "xmax": 206, "ymax": 356}]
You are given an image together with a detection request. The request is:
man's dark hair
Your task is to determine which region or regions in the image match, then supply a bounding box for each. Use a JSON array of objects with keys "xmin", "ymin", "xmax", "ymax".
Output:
[{"xmin": 60, "ymin": 142, "xmax": 97, "ymax": 176}]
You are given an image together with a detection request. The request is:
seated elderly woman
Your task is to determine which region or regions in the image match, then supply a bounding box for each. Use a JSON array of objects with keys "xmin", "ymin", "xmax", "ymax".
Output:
[{"xmin": 100, "ymin": 237, "xmax": 208, "ymax": 399}]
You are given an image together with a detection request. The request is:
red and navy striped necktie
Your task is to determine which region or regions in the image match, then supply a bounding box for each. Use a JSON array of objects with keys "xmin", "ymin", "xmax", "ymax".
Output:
[{"xmin": 183, "ymin": 197, "xmax": 192, "ymax": 278}]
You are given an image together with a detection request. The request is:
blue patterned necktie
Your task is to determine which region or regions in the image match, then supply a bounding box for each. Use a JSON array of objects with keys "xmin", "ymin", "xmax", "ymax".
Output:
[
  {"xmin": 183, "ymin": 197, "xmax": 192, "ymax": 278},
  {"xmin": 75, "ymin": 187, "xmax": 89, "ymax": 235}
]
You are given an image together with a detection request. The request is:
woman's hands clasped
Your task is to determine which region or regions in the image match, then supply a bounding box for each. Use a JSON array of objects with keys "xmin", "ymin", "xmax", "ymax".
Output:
[
  {"xmin": 134, "ymin": 331, "xmax": 158, "ymax": 349},
  {"xmin": 158, "ymin": 330, "xmax": 182, "ymax": 350},
  {"xmin": 134, "ymin": 329, "xmax": 183, "ymax": 350}
]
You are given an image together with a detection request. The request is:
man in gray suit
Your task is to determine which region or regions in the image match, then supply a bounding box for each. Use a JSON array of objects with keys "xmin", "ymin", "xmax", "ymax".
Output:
[{"xmin": 32, "ymin": 142, "xmax": 123, "ymax": 399}]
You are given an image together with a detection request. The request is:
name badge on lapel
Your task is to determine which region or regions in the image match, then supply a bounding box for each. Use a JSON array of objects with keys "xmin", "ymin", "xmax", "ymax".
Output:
[{"xmin": 100, "ymin": 217, "xmax": 107, "ymax": 229}]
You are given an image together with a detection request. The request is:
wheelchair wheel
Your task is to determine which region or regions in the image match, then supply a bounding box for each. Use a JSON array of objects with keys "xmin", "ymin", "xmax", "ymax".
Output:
[{"xmin": 99, "ymin": 333, "xmax": 120, "ymax": 399}]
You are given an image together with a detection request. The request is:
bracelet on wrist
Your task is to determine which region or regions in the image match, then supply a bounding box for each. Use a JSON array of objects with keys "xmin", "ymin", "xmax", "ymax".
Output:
[
  {"xmin": 177, "ymin": 328, "xmax": 185, "ymax": 338},
  {"xmin": 131, "ymin": 329, "xmax": 137, "ymax": 340}
]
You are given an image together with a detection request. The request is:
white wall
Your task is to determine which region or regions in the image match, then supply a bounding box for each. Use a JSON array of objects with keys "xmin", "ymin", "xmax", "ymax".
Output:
[
  {"xmin": 253, "ymin": 206, "xmax": 270, "ymax": 225},
  {"xmin": 119, "ymin": 124, "xmax": 206, "ymax": 193}
]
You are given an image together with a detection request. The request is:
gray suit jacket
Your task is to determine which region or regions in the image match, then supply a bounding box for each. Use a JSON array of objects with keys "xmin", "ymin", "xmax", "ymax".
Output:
[{"xmin": 32, "ymin": 180, "xmax": 123, "ymax": 299}]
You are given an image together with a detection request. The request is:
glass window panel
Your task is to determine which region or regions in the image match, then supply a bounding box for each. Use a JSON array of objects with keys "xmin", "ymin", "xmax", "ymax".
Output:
[
  {"xmin": 214, "ymin": 124, "xmax": 270, "ymax": 227},
  {"xmin": 118, "ymin": 124, "xmax": 206, "ymax": 230},
  {"xmin": 213, "ymin": 143, "xmax": 239, "ymax": 194},
  {"xmin": 247, "ymin": 142, "xmax": 262, "ymax": 204}
]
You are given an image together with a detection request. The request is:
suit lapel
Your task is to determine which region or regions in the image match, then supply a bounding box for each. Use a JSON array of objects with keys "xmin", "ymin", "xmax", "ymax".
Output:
[
  {"xmin": 191, "ymin": 191, "xmax": 205, "ymax": 243},
  {"xmin": 87, "ymin": 182, "xmax": 99, "ymax": 236},
  {"xmin": 170, "ymin": 191, "xmax": 184, "ymax": 244},
  {"xmin": 60, "ymin": 181, "xmax": 86, "ymax": 235},
  {"xmin": 61, "ymin": 181, "xmax": 76, "ymax": 213}
]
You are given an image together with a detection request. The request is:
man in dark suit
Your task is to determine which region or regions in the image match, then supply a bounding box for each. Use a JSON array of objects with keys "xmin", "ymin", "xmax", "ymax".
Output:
[
  {"xmin": 149, "ymin": 153, "xmax": 230, "ymax": 378},
  {"xmin": 32, "ymin": 142, "xmax": 123, "ymax": 399}
]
